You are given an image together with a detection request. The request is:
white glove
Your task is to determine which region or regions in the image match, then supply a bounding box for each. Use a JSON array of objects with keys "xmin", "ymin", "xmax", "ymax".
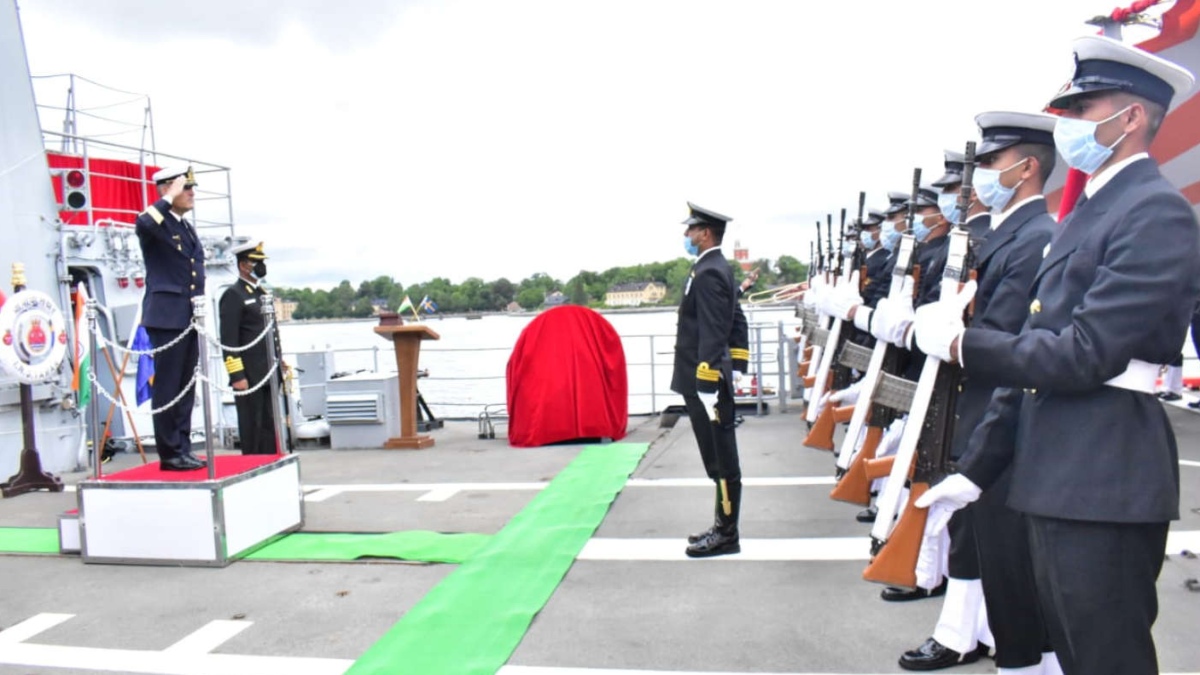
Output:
[
  {"xmin": 803, "ymin": 276, "xmax": 823, "ymax": 309},
  {"xmin": 914, "ymin": 474, "xmax": 982, "ymax": 530},
  {"xmin": 870, "ymin": 296, "xmax": 915, "ymax": 348},
  {"xmin": 915, "ymin": 503, "xmax": 952, "ymax": 590},
  {"xmin": 828, "ymin": 379, "xmax": 862, "ymax": 406},
  {"xmin": 913, "ymin": 280, "xmax": 976, "ymax": 362},
  {"xmin": 697, "ymin": 391, "xmax": 719, "ymax": 422},
  {"xmin": 732, "ymin": 370, "xmax": 744, "ymax": 384},
  {"xmin": 821, "ymin": 272, "xmax": 862, "ymax": 321}
]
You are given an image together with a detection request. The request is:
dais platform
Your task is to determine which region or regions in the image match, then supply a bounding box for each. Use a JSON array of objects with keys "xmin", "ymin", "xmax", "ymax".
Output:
[{"xmin": 66, "ymin": 454, "xmax": 303, "ymax": 566}]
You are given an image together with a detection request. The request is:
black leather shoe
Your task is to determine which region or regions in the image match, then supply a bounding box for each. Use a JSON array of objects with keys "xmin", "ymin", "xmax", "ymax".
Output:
[
  {"xmin": 899, "ymin": 637, "xmax": 984, "ymax": 671},
  {"xmin": 881, "ymin": 579, "xmax": 947, "ymax": 602},
  {"xmin": 856, "ymin": 506, "xmax": 878, "ymax": 523},
  {"xmin": 1188, "ymin": 399, "xmax": 1200, "ymax": 410},
  {"xmin": 1159, "ymin": 392, "xmax": 1183, "ymax": 401},
  {"xmin": 181, "ymin": 451, "xmax": 209, "ymax": 466},
  {"xmin": 687, "ymin": 526, "xmax": 715, "ymax": 544},
  {"xmin": 685, "ymin": 529, "xmax": 740, "ymax": 558},
  {"xmin": 160, "ymin": 456, "xmax": 205, "ymax": 471}
]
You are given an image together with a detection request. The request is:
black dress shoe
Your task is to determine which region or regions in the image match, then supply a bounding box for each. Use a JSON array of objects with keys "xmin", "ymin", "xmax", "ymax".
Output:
[
  {"xmin": 160, "ymin": 456, "xmax": 205, "ymax": 471},
  {"xmin": 856, "ymin": 506, "xmax": 878, "ymax": 523},
  {"xmin": 899, "ymin": 637, "xmax": 984, "ymax": 671},
  {"xmin": 685, "ymin": 529, "xmax": 740, "ymax": 558},
  {"xmin": 881, "ymin": 579, "xmax": 947, "ymax": 602},
  {"xmin": 181, "ymin": 451, "xmax": 209, "ymax": 466},
  {"xmin": 1158, "ymin": 392, "xmax": 1183, "ymax": 401},
  {"xmin": 687, "ymin": 526, "xmax": 715, "ymax": 544},
  {"xmin": 1188, "ymin": 399, "xmax": 1200, "ymax": 410}
]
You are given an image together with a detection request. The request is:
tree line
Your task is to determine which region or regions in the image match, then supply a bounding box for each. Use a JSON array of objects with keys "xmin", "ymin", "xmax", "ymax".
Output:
[{"xmin": 273, "ymin": 255, "xmax": 807, "ymax": 320}]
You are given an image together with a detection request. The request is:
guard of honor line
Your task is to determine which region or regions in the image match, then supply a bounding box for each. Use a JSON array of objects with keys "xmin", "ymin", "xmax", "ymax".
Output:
[{"xmin": 673, "ymin": 35, "xmax": 1197, "ymax": 675}]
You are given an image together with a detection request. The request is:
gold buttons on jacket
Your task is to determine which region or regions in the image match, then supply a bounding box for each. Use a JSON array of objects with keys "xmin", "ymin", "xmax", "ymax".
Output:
[{"xmin": 1030, "ymin": 299, "xmax": 1042, "ymax": 314}]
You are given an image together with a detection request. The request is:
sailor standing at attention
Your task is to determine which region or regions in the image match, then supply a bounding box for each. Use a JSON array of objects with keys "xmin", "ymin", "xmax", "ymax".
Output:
[
  {"xmin": 673, "ymin": 203, "xmax": 742, "ymax": 558},
  {"xmin": 219, "ymin": 241, "xmax": 282, "ymax": 455},
  {"xmin": 913, "ymin": 37, "xmax": 1199, "ymax": 675},
  {"xmin": 135, "ymin": 166, "xmax": 207, "ymax": 471}
]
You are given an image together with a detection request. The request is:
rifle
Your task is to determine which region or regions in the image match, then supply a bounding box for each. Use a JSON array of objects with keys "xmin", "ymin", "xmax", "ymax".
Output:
[
  {"xmin": 803, "ymin": 212, "xmax": 857, "ymax": 431},
  {"xmin": 855, "ymin": 191, "xmax": 867, "ymax": 288},
  {"xmin": 830, "ymin": 231, "xmax": 919, "ymax": 501},
  {"xmin": 863, "ymin": 144, "xmax": 977, "ymax": 590}
]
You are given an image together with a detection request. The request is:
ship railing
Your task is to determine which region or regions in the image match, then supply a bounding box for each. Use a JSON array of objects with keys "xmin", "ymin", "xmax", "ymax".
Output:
[{"xmin": 285, "ymin": 319, "xmax": 800, "ymax": 422}]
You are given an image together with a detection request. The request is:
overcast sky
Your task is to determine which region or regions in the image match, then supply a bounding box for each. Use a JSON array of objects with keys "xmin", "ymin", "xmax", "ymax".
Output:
[{"xmin": 15, "ymin": 0, "xmax": 1158, "ymax": 290}]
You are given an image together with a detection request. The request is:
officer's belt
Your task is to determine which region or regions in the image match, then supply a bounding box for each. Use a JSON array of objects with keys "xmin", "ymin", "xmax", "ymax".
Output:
[{"xmin": 1104, "ymin": 359, "xmax": 1162, "ymax": 395}]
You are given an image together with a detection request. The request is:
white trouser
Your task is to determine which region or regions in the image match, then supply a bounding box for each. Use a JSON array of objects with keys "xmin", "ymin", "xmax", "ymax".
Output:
[
  {"xmin": 932, "ymin": 578, "xmax": 986, "ymax": 655},
  {"xmin": 1164, "ymin": 364, "xmax": 1184, "ymax": 394}
]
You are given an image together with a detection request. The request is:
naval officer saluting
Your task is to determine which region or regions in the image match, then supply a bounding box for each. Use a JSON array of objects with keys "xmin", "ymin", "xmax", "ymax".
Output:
[
  {"xmin": 135, "ymin": 165, "xmax": 207, "ymax": 471},
  {"xmin": 673, "ymin": 203, "xmax": 743, "ymax": 558},
  {"xmin": 913, "ymin": 37, "xmax": 1200, "ymax": 675}
]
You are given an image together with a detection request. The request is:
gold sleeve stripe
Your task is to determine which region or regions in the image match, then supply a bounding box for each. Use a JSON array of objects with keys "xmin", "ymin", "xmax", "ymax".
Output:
[
  {"xmin": 696, "ymin": 362, "xmax": 720, "ymax": 382},
  {"xmin": 730, "ymin": 348, "xmax": 750, "ymax": 361},
  {"xmin": 224, "ymin": 356, "xmax": 245, "ymax": 374},
  {"xmin": 144, "ymin": 205, "xmax": 164, "ymax": 225}
]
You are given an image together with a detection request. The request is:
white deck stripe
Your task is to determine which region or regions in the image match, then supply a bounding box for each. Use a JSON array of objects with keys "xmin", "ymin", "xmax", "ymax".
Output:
[
  {"xmin": 626, "ymin": 477, "xmax": 836, "ymax": 487},
  {"xmin": 0, "ymin": 613, "xmax": 73, "ymax": 645},
  {"xmin": 417, "ymin": 487, "xmax": 460, "ymax": 502},
  {"xmin": 163, "ymin": 620, "xmax": 252, "ymax": 654},
  {"xmin": 496, "ymin": 662, "xmax": 1200, "ymax": 667},
  {"xmin": 580, "ymin": 530, "xmax": 1200, "ymax": 562},
  {"xmin": 0, "ymin": 643, "xmax": 352, "ymax": 675}
]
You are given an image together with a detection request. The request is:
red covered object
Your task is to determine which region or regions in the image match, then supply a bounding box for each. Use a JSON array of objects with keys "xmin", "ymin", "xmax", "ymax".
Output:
[
  {"xmin": 46, "ymin": 152, "xmax": 160, "ymax": 226},
  {"xmin": 505, "ymin": 305, "xmax": 628, "ymax": 447}
]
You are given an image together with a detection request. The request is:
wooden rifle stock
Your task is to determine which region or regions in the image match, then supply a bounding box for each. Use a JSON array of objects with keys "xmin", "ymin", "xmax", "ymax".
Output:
[
  {"xmin": 830, "ymin": 424, "xmax": 882, "ymax": 506},
  {"xmin": 864, "ymin": 454, "xmax": 901, "ymax": 481},
  {"xmin": 803, "ymin": 402, "xmax": 855, "ymax": 451},
  {"xmin": 862, "ymin": 482, "xmax": 929, "ymax": 589}
]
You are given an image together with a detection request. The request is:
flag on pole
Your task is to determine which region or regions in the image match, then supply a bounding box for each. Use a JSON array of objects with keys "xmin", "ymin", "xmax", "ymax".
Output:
[
  {"xmin": 397, "ymin": 295, "xmax": 420, "ymax": 320},
  {"xmin": 72, "ymin": 284, "xmax": 91, "ymax": 409},
  {"xmin": 419, "ymin": 295, "xmax": 438, "ymax": 314},
  {"xmin": 132, "ymin": 326, "xmax": 155, "ymax": 406}
]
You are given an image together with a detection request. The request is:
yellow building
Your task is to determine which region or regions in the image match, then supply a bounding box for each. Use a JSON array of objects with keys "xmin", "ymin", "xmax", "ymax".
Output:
[
  {"xmin": 604, "ymin": 281, "xmax": 667, "ymax": 307},
  {"xmin": 274, "ymin": 298, "xmax": 298, "ymax": 322}
]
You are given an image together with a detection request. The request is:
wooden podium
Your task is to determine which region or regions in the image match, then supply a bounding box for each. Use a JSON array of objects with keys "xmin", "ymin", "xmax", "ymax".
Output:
[{"xmin": 373, "ymin": 319, "xmax": 440, "ymax": 449}]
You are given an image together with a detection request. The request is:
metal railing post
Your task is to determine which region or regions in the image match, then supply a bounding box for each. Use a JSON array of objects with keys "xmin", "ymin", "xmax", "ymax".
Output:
[
  {"xmin": 87, "ymin": 299, "xmax": 102, "ymax": 479},
  {"xmin": 754, "ymin": 324, "xmax": 764, "ymax": 416},
  {"xmin": 777, "ymin": 320, "xmax": 787, "ymax": 413},
  {"xmin": 649, "ymin": 335, "xmax": 656, "ymax": 415},
  {"xmin": 192, "ymin": 297, "xmax": 216, "ymax": 480},
  {"xmin": 261, "ymin": 293, "xmax": 289, "ymax": 455}
]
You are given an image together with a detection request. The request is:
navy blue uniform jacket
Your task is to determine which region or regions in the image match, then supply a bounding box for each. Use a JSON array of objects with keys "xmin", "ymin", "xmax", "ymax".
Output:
[
  {"xmin": 135, "ymin": 198, "xmax": 206, "ymax": 330},
  {"xmin": 960, "ymin": 159, "xmax": 1200, "ymax": 522},
  {"xmin": 671, "ymin": 249, "xmax": 736, "ymax": 396}
]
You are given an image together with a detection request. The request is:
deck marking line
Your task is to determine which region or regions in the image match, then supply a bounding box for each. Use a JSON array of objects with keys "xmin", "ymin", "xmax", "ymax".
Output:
[
  {"xmin": 417, "ymin": 487, "xmax": 460, "ymax": 502},
  {"xmin": 499, "ymin": 668, "xmax": 1200, "ymax": 675},
  {"xmin": 625, "ymin": 476, "xmax": 835, "ymax": 487},
  {"xmin": 0, "ymin": 613, "xmax": 74, "ymax": 645},
  {"xmin": 163, "ymin": 620, "xmax": 253, "ymax": 654},
  {"xmin": 303, "ymin": 488, "xmax": 343, "ymax": 503},
  {"xmin": 0, "ymin": 642, "xmax": 353, "ymax": 675},
  {"xmin": 346, "ymin": 443, "xmax": 649, "ymax": 675}
]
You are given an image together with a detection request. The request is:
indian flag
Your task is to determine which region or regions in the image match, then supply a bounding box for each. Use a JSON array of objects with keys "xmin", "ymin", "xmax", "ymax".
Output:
[
  {"xmin": 72, "ymin": 284, "xmax": 91, "ymax": 409},
  {"xmin": 397, "ymin": 294, "xmax": 420, "ymax": 319}
]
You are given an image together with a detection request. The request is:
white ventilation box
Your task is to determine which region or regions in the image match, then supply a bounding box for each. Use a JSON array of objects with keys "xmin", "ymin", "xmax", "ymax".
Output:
[{"xmin": 324, "ymin": 372, "xmax": 400, "ymax": 449}]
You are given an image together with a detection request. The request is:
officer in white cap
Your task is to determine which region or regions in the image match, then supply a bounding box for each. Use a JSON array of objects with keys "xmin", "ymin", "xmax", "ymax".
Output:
[
  {"xmin": 219, "ymin": 241, "xmax": 282, "ymax": 455},
  {"xmin": 134, "ymin": 165, "xmax": 206, "ymax": 471},
  {"xmin": 913, "ymin": 36, "xmax": 1199, "ymax": 675}
]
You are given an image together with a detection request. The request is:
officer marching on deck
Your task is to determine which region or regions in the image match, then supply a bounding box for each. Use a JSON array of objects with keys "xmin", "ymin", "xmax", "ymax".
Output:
[
  {"xmin": 135, "ymin": 165, "xmax": 207, "ymax": 471},
  {"xmin": 219, "ymin": 241, "xmax": 284, "ymax": 455},
  {"xmin": 914, "ymin": 36, "xmax": 1199, "ymax": 675},
  {"xmin": 673, "ymin": 202, "xmax": 743, "ymax": 558}
]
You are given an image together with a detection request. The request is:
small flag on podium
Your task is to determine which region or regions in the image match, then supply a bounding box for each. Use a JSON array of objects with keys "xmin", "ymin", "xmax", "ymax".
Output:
[{"xmin": 397, "ymin": 295, "xmax": 420, "ymax": 320}]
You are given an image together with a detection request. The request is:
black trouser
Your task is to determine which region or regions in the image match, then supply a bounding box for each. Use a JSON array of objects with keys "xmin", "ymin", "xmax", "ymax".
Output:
[
  {"xmin": 146, "ymin": 327, "xmax": 197, "ymax": 460},
  {"xmin": 681, "ymin": 377, "xmax": 741, "ymax": 482},
  {"xmin": 1027, "ymin": 515, "xmax": 1168, "ymax": 675},
  {"xmin": 1191, "ymin": 308, "xmax": 1200, "ymax": 360},
  {"xmin": 235, "ymin": 384, "xmax": 277, "ymax": 455},
  {"xmin": 975, "ymin": 469, "xmax": 1050, "ymax": 669}
]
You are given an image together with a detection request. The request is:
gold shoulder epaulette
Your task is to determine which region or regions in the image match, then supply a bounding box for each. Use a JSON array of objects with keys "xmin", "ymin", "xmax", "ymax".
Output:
[{"xmin": 143, "ymin": 205, "xmax": 164, "ymax": 225}]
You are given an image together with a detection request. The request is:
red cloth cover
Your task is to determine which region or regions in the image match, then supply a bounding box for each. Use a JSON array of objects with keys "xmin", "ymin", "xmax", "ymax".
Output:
[
  {"xmin": 505, "ymin": 305, "xmax": 628, "ymax": 447},
  {"xmin": 46, "ymin": 152, "xmax": 160, "ymax": 227}
]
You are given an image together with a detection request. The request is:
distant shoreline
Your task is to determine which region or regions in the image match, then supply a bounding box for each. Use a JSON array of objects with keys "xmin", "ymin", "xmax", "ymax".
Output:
[{"xmin": 280, "ymin": 305, "xmax": 681, "ymax": 325}]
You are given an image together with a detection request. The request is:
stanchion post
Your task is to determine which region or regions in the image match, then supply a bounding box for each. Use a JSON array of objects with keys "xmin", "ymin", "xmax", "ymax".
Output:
[
  {"xmin": 87, "ymin": 298, "xmax": 103, "ymax": 479},
  {"xmin": 261, "ymin": 293, "xmax": 288, "ymax": 455},
  {"xmin": 192, "ymin": 297, "xmax": 216, "ymax": 479}
]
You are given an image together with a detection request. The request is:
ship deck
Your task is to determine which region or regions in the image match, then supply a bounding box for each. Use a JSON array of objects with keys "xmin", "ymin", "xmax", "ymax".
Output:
[{"xmin": 0, "ymin": 401, "xmax": 1198, "ymax": 674}]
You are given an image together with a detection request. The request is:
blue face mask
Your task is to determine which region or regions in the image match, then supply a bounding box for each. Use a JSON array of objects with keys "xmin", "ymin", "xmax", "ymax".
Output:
[
  {"xmin": 880, "ymin": 221, "xmax": 902, "ymax": 252},
  {"xmin": 683, "ymin": 235, "xmax": 699, "ymax": 257},
  {"xmin": 1053, "ymin": 106, "xmax": 1130, "ymax": 175},
  {"xmin": 911, "ymin": 213, "xmax": 933, "ymax": 242},
  {"xmin": 937, "ymin": 192, "xmax": 961, "ymax": 224},
  {"xmin": 860, "ymin": 230, "xmax": 876, "ymax": 249},
  {"xmin": 842, "ymin": 241, "xmax": 856, "ymax": 257},
  {"xmin": 974, "ymin": 158, "xmax": 1027, "ymax": 213}
]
